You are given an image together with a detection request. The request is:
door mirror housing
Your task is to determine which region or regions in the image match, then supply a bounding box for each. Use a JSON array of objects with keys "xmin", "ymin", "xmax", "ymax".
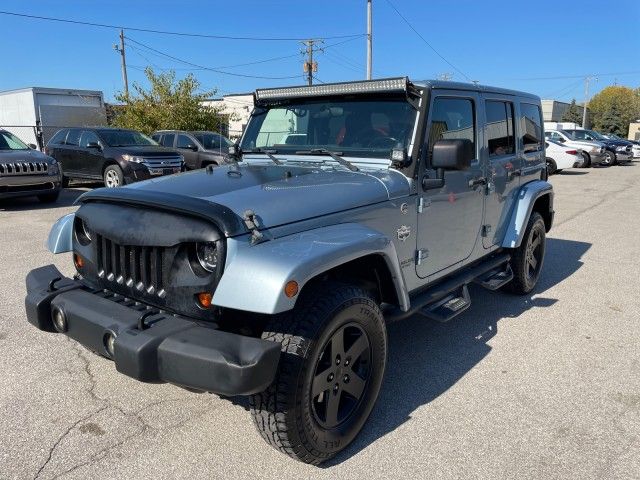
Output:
[
  {"xmin": 431, "ymin": 139, "xmax": 473, "ymax": 170},
  {"xmin": 28, "ymin": 143, "xmax": 37, "ymax": 150},
  {"xmin": 86, "ymin": 142, "xmax": 101, "ymax": 150}
]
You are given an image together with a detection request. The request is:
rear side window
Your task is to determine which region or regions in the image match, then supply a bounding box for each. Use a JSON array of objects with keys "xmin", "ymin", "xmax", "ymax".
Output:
[
  {"xmin": 520, "ymin": 103, "xmax": 543, "ymax": 153},
  {"xmin": 486, "ymin": 101, "xmax": 515, "ymax": 156},
  {"xmin": 48, "ymin": 129, "xmax": 67, "ymax": 145},
  {"xmin": 65, "ymin": 129, "xmax": 81, "ymax": 146},
  {"xmin": 161, "ymin": 134, "xmax": 175, "ymax": 147},
  {"xmin": 428, "ymin": 97, "xmax": 475, "ymax": 156}
]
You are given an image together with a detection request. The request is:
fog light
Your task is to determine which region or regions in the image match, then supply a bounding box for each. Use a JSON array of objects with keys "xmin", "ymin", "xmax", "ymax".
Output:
[
  {"xmin": 104, "ymin": 332, "xmax": 116, "ymax": 357},
  {"xmin": 197, "ymin": 292, "xmax": 213, "ymax": 308},
  {"xmin": 73, "ymin": 253, "xmax": 84, "ymax": 269},
  {"xmin": 51, "ymin": 306, "xmax": 67, "ymax": 332},
  {"xmin": 284, "ymin": 280, "xmax": 299, "ymax": 298}
]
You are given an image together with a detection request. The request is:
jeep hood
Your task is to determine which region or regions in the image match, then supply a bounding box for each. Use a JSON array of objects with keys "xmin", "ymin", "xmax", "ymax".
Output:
[{"xmin": 79, "ymin": 163, "xmax": 410, "ymax": 233}]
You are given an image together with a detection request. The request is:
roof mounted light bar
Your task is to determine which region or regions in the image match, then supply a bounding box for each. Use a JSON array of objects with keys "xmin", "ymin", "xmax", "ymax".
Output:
[{"xmin": 255, "ymin": 77, "xmax": 409, "ymax": 103}]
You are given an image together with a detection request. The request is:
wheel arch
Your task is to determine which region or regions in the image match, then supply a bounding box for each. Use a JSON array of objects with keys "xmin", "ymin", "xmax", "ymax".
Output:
[{"xmin": 502, "ymin": 180, "xmax": 554, "ymax": 249}]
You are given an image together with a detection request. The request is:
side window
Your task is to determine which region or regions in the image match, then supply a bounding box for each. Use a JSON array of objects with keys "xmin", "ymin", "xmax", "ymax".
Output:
[
  {"xmin": 151, "ymin": 134, "xmax": 161, "ymax": 143},
  {"xmin": 177, "ymin": 134, "xmax": 194, "ymax": 148},
  {"xmin": 520, "ymin": 103, "xmax": 543, "ymax": 153},
  {"xmin": 485, "ymin": 100, "xmax": 515, "ymax": 156},
  {"xmin": 48, "ymin": 129, "xmax": 68, "ymax": 145},
  {"xmin": 161, "ymin": 134, "xmax": 175, "ymax": 147},
  {"xmin": 79, "ymin": 130, "xmax": 100, "ymax": 148},
  {"xmin": 428, "ymin": 97, "xmax": 475, "ymax": 159},
  {"xmin": 65, "ymin": 129, "xmax": 81, "ymax": 147}
]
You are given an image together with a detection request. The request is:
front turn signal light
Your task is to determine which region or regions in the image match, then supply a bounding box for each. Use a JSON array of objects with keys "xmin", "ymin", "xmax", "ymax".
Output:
[
  {"xmin": 284, "ymin": 281, "xmax": 299, "ymax": 298},
  {"xmin": 73, "ymin": 253, "xmax": 84, "ymax": 269},
  {"xmin": 197, "ymin": 292, "xmax": 213, "ymax": 308}
]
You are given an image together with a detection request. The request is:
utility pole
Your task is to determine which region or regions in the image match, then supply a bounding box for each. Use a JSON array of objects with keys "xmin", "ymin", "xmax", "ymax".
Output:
[
  {"xmin": 366, "ymin": 0, "xmax": 372, "ymax": 80},
  {"xmin": 302, "ymin": 40, "xmax": 320, "ymax": 85},
  {"xmin": 114, "ymin": 29, "xmax": 129, "ymax": 96},
  {"xmin": 582, "ymin": 75, "xmax": 596, "ymax": 128}
]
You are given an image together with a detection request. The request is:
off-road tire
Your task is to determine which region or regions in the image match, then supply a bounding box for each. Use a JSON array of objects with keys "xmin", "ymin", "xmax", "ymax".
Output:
[
  {"xmin": 103, "ymin": 164, "xmax": 124, "ymax": 188},
  {"xmin": 37, "ymin": 191, "xmax": 60, "ymax": 203},
  {"xmin": 250, "ymin": 282, "xmax": 387, "ymax": 465},
  {"xmin": 504, "ymin": 212, "xmax": 546, "ymax": 295}
]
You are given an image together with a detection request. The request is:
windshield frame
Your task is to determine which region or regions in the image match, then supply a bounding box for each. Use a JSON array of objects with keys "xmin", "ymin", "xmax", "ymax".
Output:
[
  {"xmin": 0, "ymin": 130, "xmax": 30, "ymax": 150},
  {"xmin": 97, "ymin": 129, "xmax": 159, "ymax": 147},
  {"xmin": 240, "ymin": 95, "xmax": 420, "ymax": 165}
]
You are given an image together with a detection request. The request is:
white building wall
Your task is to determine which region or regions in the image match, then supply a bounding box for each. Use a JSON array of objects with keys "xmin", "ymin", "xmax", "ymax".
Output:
[{"xmin": 202, "ymin": 94, "xmax": 254, "ymax": 140}]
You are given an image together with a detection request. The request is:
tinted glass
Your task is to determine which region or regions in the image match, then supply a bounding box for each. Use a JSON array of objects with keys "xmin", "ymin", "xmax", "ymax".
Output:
[
  {"xmin": 151, "ymin": 134, "xmax": 161, "ymax": 142},
  {"xmin": 428, "ymin": 97, "xmax": 475, "ymax": 154},
  {"xmin": 485, "ymin": 101, "xmax": 515, "ymax": 156},
  {"xmin": 79, "ymin": 130, "xmax": 100, "ymax": 148},
  {"xmin": 161, "ymin": 134, "xmax": 175, "ymax": 147},
  {"xmin": 240, "ymin": 98, "xmax": 417, "ymax": 159},
  {"xmin": 98, "ymin": 130, "xmax": 157, "ymax": 147},
  {"xmin": 0, "ymin": 131, "xmax": 29, "ymax": 150},
  {"xmin": 194, "ymin": 133, "xmax": 232, "ymax": 150},
  {"xmin": 520, "ymin": 103, "xmax": 543, "ymax": 153},
  {"xmin": 65, "ymin": 129, "xmax": 81, "ymax": 146},
  {"xmin": 177, "ymin": 134, "xmax": 194, "ymax": 148},
  {"xmin": 49, "ymin": 129, "xmax": 68, "ymax": 145}
]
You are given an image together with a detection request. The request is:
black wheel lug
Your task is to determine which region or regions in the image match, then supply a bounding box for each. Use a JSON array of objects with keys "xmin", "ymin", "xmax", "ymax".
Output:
[
  {"xmin": 333, "ymin": 383, "xmax": 339, "ymax": 393},
  {"xmin": 335, "ymin": 356, "xmax": 341, "ymax": 365},
  {"xmin": 328, "ymin": 373, "xmax": 334, "ymax": 381},
  {"xmin": 343, "ymin": 374, "xmax": 350, "ymax": 383}
]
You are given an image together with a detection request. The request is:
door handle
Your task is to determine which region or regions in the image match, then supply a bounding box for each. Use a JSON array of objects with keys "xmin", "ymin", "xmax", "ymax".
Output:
[
  {"xmin": 508, "ymin": 169, "xmax": 522, "ymax": 179},
  {"xmin": 468, "ymin": 177, "xmax": 487, "ymax": 188}
]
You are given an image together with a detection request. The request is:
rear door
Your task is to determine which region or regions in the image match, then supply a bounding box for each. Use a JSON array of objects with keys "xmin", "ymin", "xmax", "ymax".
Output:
[
  {"xmin": 481, "ymin": 96, "xmax": 521, "ymax": 248},
  {"xmin": 416, "ymin": 91, "xmax": 485, "ymax": 279},
  {"xmin": 518, "ymin": 102, "xmax": 545, "ymax": 185}
]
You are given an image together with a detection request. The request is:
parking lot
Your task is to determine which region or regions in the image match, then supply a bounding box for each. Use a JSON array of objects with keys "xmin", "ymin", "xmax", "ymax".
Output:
[{"xmin": 0, "ymin": 163, "xmax": 639, "ymax": 479}]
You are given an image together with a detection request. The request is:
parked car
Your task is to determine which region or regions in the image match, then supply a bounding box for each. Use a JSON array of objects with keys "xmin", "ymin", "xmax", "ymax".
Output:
[
  {"xmin": 0, "ymin": 129, "xmax": 61, "ymax": 203},
  {"xmin": 25, "ymin": 78, "xmax": 554, "ymax": 464},
  {"xmin": 151, "ymin": 130, "xmax": 231, "ymax": 170},
  {"xmin": 601, "ymin": 133, "xmax": 640, "ymax": 158},
  {"xmin": 563, "ymin": 129, "xmax": 633, "ymax": 165},
  {"xmin": 545, "ymin": 139, "xmax": 583, "ymax": 174},
  {"xmin": 45, "ymin": 128, "xmax": 184, "ymax": 188},
  {"xmin": 544, "ymin": 129, "xmax": 606, "ymax": 167}
]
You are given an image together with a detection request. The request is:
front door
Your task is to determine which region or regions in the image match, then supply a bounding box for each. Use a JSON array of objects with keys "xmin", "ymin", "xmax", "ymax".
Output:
[
  {"xmin": 416, "ymin": 92, "xmax": 485, "ymax": 279},
  {"xmin": 176, "ymin": 133, "xmax": 199, "ymax": 169},
  {"xmin": 481, "ymin": 96, "xmax": 521, "ymax": 248},
  {"xmin": 78, "ymin": 130, "xmax": 104, "ymax": 177}
]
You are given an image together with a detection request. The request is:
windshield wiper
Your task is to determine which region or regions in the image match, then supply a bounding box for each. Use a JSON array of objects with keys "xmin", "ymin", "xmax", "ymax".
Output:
[
  {"xmin": 244, "ymin": 148, "xmax": 283, "ymax": 165},
  {"xmin": 294, "ymin": 148, "xmax": 359, "ymax": 172}
]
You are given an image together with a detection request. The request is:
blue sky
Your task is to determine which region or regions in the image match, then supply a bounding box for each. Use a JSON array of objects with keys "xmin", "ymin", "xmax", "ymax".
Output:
[{"xmin": 1, "ymin": 0, "xmax": 639, "ymax": 102}]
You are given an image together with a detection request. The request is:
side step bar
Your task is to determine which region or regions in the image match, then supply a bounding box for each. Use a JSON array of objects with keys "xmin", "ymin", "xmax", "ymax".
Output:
[
  {"xmin": 385, "ymin": 252, "xmax": 511, "ymax": 323},
  {"xmin": 474, "ymin": 263, "xmax": 514, "ymax": 291},
  {"xmin": 419, "ymin": 284, "xmax": 471, "ymax": 323}
]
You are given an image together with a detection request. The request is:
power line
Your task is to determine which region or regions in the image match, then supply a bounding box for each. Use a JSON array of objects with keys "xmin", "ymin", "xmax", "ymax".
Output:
[
  {"xmin": 510, "ymin": 70, "xmax": 640, "ymax": 81},
  {"xmin": 383, "ymin": 0, "xmax": 472, "ymax": 82},
  {"xmin": 125, "ymin": 36, "xmax": 301, "ymax": 80},
  {"xmin": 0, "ymin": 10, "xmax": 365, "ymax": 42}
]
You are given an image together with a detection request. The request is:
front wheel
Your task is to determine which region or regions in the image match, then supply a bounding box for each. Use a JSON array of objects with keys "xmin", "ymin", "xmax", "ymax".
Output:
[
  {"xmin": 601, "ymin": 151, "xmax": 615, "ymax": 167},
  {"xmin": 250, "ymin": 282, "xmax": 387, "ymax": 465},
  {"xmin": 103, "ymin": 164, "xmax": 124, "ymax": 188},
  {"xmin": 581, "ymin": 152, "xmax": 591, "ymax": 168},
  {"xmin": 504, "ymin": 212, "xmax": 546, "ymax": 295}
]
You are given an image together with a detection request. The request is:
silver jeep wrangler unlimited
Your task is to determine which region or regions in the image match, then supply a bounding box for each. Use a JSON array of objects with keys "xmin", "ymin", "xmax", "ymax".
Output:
[{"xmin": 25, "ymin": 78, "xmax": 553, "ymax": 464}]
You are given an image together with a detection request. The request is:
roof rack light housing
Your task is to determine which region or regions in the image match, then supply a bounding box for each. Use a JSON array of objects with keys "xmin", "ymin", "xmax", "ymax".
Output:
[{"xmin": 255, "ymin": 77, "xmax": 409, "ymax": 103}]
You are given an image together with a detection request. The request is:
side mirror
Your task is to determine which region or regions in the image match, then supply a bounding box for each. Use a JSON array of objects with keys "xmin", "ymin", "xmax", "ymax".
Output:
[
  {"xmin": 28, "ymin": 143, "xmax": 37, "ymax": 150},
  {"xmin": 431, "ymin": 139, "xmax": 473, "ymax": 170},
  {"xmin": 86, "ymin": 142, "xmax": 101, "ymax": 150}
]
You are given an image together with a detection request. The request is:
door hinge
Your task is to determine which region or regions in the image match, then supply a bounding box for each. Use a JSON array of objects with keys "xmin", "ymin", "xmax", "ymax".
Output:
[
  {"xmin": 481, "ymin": 225, "xmax": 492, "ymax": 237},
  {"xmin": 416, "ymin": 248, "xmax": 429, "ymax": 265},
  {"xmin": 417, "ymin": 197, "xmax": 431, "ymax": 213}
]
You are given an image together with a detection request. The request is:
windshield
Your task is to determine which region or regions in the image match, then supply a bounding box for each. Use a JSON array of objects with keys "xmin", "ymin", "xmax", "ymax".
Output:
[
  {"xmin": 240, "ymin": 98, "xmax": 417, "ymax": 159},
  {"xmin": 0, "ymin": 131, "xmax": 29, "ymax": 150},
  {"xmin": 98, "ymin": 130, "xmax": 158, "ymax": 147},
  {"xmin": 193, "ymin": 132, "xmax": 232, "ymax": 150}
]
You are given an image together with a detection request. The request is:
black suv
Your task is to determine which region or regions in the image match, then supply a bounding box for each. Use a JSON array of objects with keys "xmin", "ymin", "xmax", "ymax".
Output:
[
  {"xmin": 151, "ymin": 130, "xmax": 231, "ymax": 170},
  {"xmin": 45, "ymin": 128, "xmax": 184, "ymax": 188},
  {"xmin": 563, "ymin": 129, "xmax": 633, "ymax": 165}
]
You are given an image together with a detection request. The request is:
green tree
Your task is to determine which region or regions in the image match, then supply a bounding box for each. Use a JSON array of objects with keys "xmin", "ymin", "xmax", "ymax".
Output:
[
  {"xmin": 561, "ymin": 99, "xmax": 583, "ymax": 126},
  {"xmin": 112, "ymin": 67, "xmax": 228, "ymax": 134},
  {"xmin": 588, "ymin": 85, "xmax": 640, "ymax": 135}
]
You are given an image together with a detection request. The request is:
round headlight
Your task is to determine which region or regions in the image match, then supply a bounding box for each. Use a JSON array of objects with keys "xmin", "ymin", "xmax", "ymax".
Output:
[
  {"xmin": 196, "ymin": 242, "xmax": 218, "ymax": 272},
  {"xmin": 74, "ymin": 216, "xmax": 92, "ymax": 245}
]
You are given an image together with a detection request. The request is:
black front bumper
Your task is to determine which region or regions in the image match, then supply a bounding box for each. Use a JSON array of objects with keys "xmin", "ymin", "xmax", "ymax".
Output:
[{"xmin": 25, "ymin": 265, "xmax": 280, "ymax": 395}]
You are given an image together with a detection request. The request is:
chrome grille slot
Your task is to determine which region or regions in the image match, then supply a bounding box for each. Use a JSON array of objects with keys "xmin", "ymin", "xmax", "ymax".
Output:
[
  {"xmin": 96, "ymin": 235, "xmax": 165, "ymax": 298},
  {"xmin": 0, "ymin": 162, "xmax": 48, "ymax": 176},
  {"xmin": 141, "ymin": 156, "xmax": 183, "ymax": 169}
]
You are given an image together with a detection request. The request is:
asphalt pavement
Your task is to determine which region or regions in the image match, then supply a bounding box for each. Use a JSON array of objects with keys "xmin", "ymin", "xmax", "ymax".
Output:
[{"xmin": 0, "ymin": 164, "xmax": 639, "ymax": 480}]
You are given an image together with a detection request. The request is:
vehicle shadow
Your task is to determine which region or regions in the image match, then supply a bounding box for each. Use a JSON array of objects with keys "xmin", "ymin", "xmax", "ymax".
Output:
[
  {"xmin": 321, "ymin": 237, "xmax": 591, "ymax": 466},
  {"xmin": 558, "ymin": 171, "xmax": 589, "ymax": 175},
  {"xmin": 0, "ymin": 187, "xmax": 88, "ymax": 211}
]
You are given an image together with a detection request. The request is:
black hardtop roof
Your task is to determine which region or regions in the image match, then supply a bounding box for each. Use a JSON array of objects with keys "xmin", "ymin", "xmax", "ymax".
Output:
[{"xmin": 414, "ymin": 79, "xmax": 540, "ymax": 100}]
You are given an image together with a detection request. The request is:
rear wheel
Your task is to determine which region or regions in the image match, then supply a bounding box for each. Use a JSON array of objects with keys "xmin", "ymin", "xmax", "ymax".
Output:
[
  {"xmin": 103, "ymin": 164, "xmax": 124, "ymax": 188},
  {"xmin": 250, "ymin": 282, "xmax": 387, "ymax": 465},
  {"xmin": 504, "ymin": 212, "xmax": 546, "ymax": 295}
]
